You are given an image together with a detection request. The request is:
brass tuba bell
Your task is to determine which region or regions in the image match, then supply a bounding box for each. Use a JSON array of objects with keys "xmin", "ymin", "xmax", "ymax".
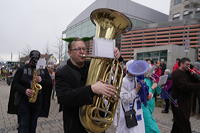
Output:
[{"xmin": 79, "ymin": 8, "xmax": 132, "ymax": 133}]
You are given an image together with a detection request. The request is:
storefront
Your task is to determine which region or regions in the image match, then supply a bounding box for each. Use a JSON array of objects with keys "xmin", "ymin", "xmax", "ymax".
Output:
[
  {"xmin": 134, "ymin": 45, "xmax": 196, "ymax": 70},
  {"xmin": 137, "ymin": 50, "xmax": 168, "ymax": 63}
]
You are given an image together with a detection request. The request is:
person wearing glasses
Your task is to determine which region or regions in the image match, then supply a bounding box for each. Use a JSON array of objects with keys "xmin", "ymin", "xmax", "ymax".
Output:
[
  {"xmin": 171, "ymin": 57, "xmax": 200, "ymax": 133},
  {"xmin": 55, "ymin": 38, "xmax": 123, "ymax": 133}
]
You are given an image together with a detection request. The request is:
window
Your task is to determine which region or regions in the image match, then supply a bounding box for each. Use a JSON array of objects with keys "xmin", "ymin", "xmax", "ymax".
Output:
[
  {"xmin": 183, "ymin": 10, "xmax": 190, "ymax": 15},
  {"xmin": 183, "ymin": 11, "xmax": 192, "ymax": 19},
  {"xmin": 136, "ymin": 50, "xmax": 168, "ymax": 61},
  {"xmin": 151, "ymin": 52, "xmax": 159, "ymax": 57},
  {"xmin": 160, "ymin": 50, "xmax": 167, "ymax": 57},
  {"xmin": 144, "ymin": 53, "xmax": 151, "ymax": 58},
  {"xmin": 173, "ymin": 13, "xmax": 180, "ymax": 18},
  {"xmin": 174, "ymin": 0, "xmax": 182, "ymax": 5},
  {"xmin": 137, "ymin": 53, "xmax": 143, "ymax": 59},
  {"xmin": 195, "ymin": 11, "xmax": 200, "ymax": 18},
  {"xmin": 196, "ymin": 8, "xmax": 200, "ymax": 17},
  {"xmin": 172, "ymin": 13, "xmax": 180, "ymax": 20}
]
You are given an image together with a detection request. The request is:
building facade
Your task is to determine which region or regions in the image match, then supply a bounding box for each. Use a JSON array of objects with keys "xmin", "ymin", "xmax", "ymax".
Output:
[
  {"xmin": 62, "ymin": 0, "xmax": 168, "ymax": 59},
  {"xmin": 120, "ymin": 19, "xmax": 200, "ymax": 61},
  {"xmin": 169, "ymin": 0, "xmax": 200, "ymax": 21},
  {"xmin": 134, "ymin": 45, "xmax": 196, "ymax": 69}
]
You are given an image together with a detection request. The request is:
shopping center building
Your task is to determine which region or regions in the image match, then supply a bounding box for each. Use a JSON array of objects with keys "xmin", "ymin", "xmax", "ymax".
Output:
[
  {"xmin": 120, "ymin": 0, "xmax": 200, "ymax": 66},
  {"xmin": 62, "ymin": 0, "xmax": 168, "ymax": 59},
  {"xmin": 62, "ymin": 0, "xmax": 200, "ymax": 69},
  {"xmin": 121, "ymin": 19, "xmax": 200, "ymax": 63}
]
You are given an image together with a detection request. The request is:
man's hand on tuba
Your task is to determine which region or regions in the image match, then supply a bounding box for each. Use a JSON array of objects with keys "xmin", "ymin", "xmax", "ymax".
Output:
[
  {"xmin": 91, "ymin": 81, "xmax": 117, "ymax": 98},
  {"xmin": 114, "ymin": 47, "xmax": 120, "ymax": 59}
]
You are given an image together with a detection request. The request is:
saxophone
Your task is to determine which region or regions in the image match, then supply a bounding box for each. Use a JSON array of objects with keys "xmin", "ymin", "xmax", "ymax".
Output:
[
  {"xmin": 28, "ymin": 69, "xmax": 42, "ymax": 103},
  {"xmin": 79, "ymin": 8, "xmax": 132, "ymax": 133}
]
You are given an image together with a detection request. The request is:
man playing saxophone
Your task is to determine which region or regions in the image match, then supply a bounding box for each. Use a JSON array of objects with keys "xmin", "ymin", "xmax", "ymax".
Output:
[{"xmin": 8, "ymin": 50, "xmax": 53, "ymax": 133}]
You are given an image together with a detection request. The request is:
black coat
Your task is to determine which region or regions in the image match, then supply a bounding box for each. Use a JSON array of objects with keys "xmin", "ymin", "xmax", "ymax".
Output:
[
  {"xmin": 160, "ymin": 63, "xmax": 166, "ymax": 75},
  {"xmin": 55, "ymin": 60, "xmax": 94, "ymax": 133},
  {"xmin": 171, "ymin": 69, "xmax": 200, "ymax": 133},
  {"xmin": 172, "ymin": 69, "xmax": 200, "ymax": 110},
  {"xmin": 7, "ymin": 64, "xmax": 53, "ymax": 117}
]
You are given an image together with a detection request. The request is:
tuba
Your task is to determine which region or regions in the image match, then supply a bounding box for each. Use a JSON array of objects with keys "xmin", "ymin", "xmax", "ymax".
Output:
[{"xmin": 79, "ymin": 8, "xmax": 132, "ymax": 133}]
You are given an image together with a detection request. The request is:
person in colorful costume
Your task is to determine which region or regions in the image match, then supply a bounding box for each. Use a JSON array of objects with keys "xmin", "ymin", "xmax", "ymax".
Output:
[{"xmin": 142, "ymin": 70, "xmax": 162, "ymax": 133}]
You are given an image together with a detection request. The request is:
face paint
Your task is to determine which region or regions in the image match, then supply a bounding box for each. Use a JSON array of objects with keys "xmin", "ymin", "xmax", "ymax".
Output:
[
  {"xmin": 30, "ymin": 57, "xmax": 39, "ymax": 66},
  {"xmin": 29, "ymin": 50, "xmax": 41, "ymax": 66}
]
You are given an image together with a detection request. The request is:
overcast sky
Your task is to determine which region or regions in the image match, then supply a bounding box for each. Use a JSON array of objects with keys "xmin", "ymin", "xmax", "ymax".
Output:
[{"xmin": 0, "ymin": 0, "xmax": 170, "ymax": 62}]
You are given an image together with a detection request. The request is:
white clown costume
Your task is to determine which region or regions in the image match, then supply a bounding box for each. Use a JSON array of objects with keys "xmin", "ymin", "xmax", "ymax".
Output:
[{"xmin": 115, "ymin": 60, "xmax": 145, "ymax": 133}]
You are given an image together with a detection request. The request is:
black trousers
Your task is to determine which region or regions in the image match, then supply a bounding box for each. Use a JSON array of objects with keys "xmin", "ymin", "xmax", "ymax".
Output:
[
  {"xmin": 192, "ymin": 94, "xmax": 200, "ymax": 114},
  {"xmin": 164, "ymin": 99, "xmax": 170, "ymax": 112},
  {"xmin": 17, "ymin": 99, "xmax": 42, "ymax": 133},
  {"xmin": 171, "ymin": 103, "xmax": 192, "ymax": 133}
]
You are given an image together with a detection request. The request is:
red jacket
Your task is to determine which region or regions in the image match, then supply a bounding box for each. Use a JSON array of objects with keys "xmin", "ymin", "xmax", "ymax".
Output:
[{"xmin": 173, "ymin": 63, "xmax": 179, "ymax": 72}]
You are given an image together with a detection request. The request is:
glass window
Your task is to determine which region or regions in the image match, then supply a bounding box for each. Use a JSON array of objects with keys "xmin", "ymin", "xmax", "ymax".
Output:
[
  {"xmin": 137, "ymin": 56, "xmax": 143, "ymax": 60},
  {"xmin": 195, "ymin": 12, "xmax": 200, "ymax": 18},
  {"xmin": 160, "ymin": 57, "xmax": 167, "ymax": 62},
  {"xmin": 174, "ymin": 0, "xmax": 182, "ymax": 5},
  {"xmin": 143, "ymin": 52, "xmax": 151, "ymax": 58},
  {"xmin": 173, "ymin": 13, "xmax": 180, "ymax": 18},
  {"xmin": 183, "ymin": 11, "xmax": 192, "ymax": 19},
  {"xmin": 173, "ymin": 17, "xmax": 180, "ymax": 21},
  {"xmin": 136, "ymin": 50, "xmax": 167, "ymax": 62},
  {"xmin": 65, "ymin": 20, "xmax": 95, "ymax": 38},
  {"xmin": 151, "ymin": 52, "xmax": 159, "ymax": 57},
  {"xmin": 183, "ymin": 10, "xmax": 189, "ymax": 15},
  {"xmin": 152, "ymin": 58, "xmax": 159, "ymax": 63},
  {"xmin": 160, "ymin": 50, "xmax": 167, "ymax": 56},
  {"xmin": 183, "ymin": 14, "xmax": 192, "ymax": 19},
  {"xmin": 137, "ymin": 53, "xmax": 143, "ymax": 57},
  {"xmin": 195, "ymin": 8, "xmax": 200, "ymax": 18}
]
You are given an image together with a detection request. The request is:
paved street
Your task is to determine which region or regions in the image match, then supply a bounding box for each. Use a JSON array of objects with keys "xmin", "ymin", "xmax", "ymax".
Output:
[
  {"xmin": 0, "ymin": 80, "xmax": 200, "ymax": 133},
  {"xmin": 0, "ymin": 81, "xmax": 63, "ymax": 133}
]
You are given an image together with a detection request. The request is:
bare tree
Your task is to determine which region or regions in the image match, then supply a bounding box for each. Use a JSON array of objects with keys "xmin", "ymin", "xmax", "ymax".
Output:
[
  {"xmin": 43, "ymin": 41, "xmax": 50, "ymax": 54},
  {"xmin": 18, "ymin": 45, "xmax": 32, "ymax": 63},
  {"xmin": 53, "ymin": 38, "xmax": 65, "ymax": 64},
  {"xmin": 21, "ymin": 45, "xmax": 31, "ymax": 57}
]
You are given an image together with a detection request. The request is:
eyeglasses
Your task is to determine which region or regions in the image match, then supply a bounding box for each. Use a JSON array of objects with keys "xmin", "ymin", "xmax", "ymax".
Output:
[{"xmin": 70, "ymin": 47, "xmax": 87, "ymax": 51}]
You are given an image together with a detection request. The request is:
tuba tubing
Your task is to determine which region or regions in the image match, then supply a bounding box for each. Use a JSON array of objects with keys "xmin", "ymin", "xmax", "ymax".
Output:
[{"xmin": 79, "ymin": 8, "xmax": 132, "ymax": 133}]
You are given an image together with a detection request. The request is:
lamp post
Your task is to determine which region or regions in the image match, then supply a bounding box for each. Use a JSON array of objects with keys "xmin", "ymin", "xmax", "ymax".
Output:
[{"xmin": 184, "ymin": 37, "xmax": 190, "ymax": 57}]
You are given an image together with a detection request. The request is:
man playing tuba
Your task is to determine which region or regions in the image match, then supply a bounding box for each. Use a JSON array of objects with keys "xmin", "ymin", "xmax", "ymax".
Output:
[{"xmin": 55, "ymin": 38, "xmax": 123, "ymax": 133}]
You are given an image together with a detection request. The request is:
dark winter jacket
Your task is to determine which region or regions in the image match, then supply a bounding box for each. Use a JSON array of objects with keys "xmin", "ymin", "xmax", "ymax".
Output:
[
  {"xmin": 7, "ymin": 64, "xmax": 52, "ymax": 117},
  {"xmin": 55, "ymin": 60, "xmax": 94, "ymax": 133}
]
